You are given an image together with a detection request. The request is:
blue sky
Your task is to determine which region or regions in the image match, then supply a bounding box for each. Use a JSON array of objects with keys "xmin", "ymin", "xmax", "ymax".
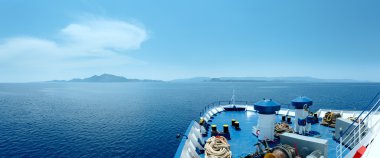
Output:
[{"xmin": 0, "ymin": 0, "xmax": 379, "ymax": 82}]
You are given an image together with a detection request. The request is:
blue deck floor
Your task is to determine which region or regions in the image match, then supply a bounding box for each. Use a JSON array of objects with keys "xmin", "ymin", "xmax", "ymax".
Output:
[{"xmin": 202, "ymin": 111, "xmax": 342, "ymax": 158}]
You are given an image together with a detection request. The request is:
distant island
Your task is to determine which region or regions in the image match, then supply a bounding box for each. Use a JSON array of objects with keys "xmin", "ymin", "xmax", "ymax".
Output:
[
  {"xmin": 171, "ymin": 76, "xmax": 366, "ymax": 83},
  {"xmin": 49, "ymin": 74, "xmax": 368, "ymax": 83},
  {"xmin": 49, "ymin": 74, "xmax": 162, "ymax": 83}
]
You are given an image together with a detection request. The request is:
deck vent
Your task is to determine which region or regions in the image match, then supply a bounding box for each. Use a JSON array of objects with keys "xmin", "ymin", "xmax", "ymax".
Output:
[
  {"xmin": 253, "ymin": 99, "xmax": 281, "ymax": 141},
  {"xmin": 291, "ymin": 96, "xmax": 313, "ymax": 133}
]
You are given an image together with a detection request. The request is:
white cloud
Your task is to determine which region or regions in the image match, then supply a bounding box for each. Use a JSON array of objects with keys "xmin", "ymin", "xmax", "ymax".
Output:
[
  {"xmin": 0, "ymin": 18, "xmax": 148, "ymax": 82},
  {"xmin": 61, "ymin": 20, "xmax": 147, "ymax": 50}
]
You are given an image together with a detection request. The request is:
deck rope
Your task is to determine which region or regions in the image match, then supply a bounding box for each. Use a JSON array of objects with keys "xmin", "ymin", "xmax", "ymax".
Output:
[{"xmin": 204, "ymin": 136, "xmax": 232, "ymax": 158}]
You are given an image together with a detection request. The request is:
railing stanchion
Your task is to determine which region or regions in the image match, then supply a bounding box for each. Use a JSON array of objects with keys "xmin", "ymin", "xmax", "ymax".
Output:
[
  {"xmin": 340, "ymin": 137, "xmax": 343, "ymax": 158},
  {"xmin": 359, "ymin": 119, "xmax": 361, "ymax": 143}
]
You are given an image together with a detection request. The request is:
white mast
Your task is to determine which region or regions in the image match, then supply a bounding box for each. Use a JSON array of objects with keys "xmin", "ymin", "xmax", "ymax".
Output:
[{"xmin": 231, "ymin": 89, "xmax": 235, "ymax": 106}]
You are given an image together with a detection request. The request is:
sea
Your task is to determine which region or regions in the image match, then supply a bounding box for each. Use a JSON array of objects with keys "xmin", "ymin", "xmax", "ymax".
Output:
[{"xmin": 0, "ymin": 82, "xmax": 379, "ymax": 158}]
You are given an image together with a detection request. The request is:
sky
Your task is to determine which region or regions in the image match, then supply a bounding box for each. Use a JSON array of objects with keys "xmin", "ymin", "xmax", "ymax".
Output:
[{"xmin": 0, "ymin": 0, "xmax": 379, "ymax": 82}]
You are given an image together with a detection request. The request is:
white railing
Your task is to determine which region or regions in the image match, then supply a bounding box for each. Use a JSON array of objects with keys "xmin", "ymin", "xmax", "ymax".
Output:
[{"xmin": 336, "ymin": 94, "xmax": 380, "ymax": 158}]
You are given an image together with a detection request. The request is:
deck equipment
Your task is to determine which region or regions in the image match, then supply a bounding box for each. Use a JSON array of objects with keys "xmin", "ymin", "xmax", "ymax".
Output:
[{"xmin": 253, "ymin": 99, "xmax": 281, "ymax": 141}]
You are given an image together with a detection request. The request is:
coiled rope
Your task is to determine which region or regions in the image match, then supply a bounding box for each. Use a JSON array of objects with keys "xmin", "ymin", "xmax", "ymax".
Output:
[{"xmin": 205, "ymin": 136, "xmax": 232, "ymax": 158}]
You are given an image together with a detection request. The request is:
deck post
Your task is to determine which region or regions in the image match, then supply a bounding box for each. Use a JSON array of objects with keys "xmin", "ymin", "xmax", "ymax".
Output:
[
  {"xmin": 339, "ymin": 137, "xmax": 343, "ymax": 158},
  {"xmin": 359, "ymin": 119, "xmax": 361, "ymax": 143}
]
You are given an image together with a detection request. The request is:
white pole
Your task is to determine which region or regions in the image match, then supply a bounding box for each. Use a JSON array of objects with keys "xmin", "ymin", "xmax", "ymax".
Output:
[
  {"xmin": 340, "ymin": 137, "xmax": 343, "ymax": 158},
  {"xmin": 232, "ymin": 89, "xmax": 235, "ymax": 106},
  {"xmin": 359, "ymin": 118, "xmax": 361, "ymax": 143}
]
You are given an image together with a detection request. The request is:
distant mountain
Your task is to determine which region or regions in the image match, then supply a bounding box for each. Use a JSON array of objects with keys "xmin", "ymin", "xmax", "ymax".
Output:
[
  {"xmin": 172, "ymin": 76, "xmax": 365, "ymax": 83},
  {"xmin": 171, "ymin": 77, "xmax": 211, "ymax": 82},
  {"xmin": 50, "ymin": 74, "xmax": 162, "ymax": 82},
  {"xmin": 208, "ymin": 78, "xmax": 267, "ymax": 82},
  {"xmin": 50, "ymin": 75, "xmax": 366, "ymax": 83}
]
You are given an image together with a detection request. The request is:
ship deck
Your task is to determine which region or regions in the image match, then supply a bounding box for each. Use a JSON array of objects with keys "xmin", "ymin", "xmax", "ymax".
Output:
[
  {"xmin": 174, "ymin": 96, "xmax": 380, "ymax": 158},
  {"xmin": 201, "ymin": 110, "xmax": 340, "ymax": 158}
]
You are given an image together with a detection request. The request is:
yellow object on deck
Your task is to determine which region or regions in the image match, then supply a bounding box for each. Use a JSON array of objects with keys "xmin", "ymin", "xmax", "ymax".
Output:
[
  {"xmin": 199, "ymin": 118, "xmax": 204, "ymax": 124},
  {"xmin": 223, "ymin": 124, "xmax": 229, "ymax": 133},
  {"xmin": 211, "ymin": 124, "xmax": 217, "ymax": 132},
  {"xmin": 234, "ymin": 121, "xmax": 240, "ymax": 129},
  {"xmin": 264, "ymin": 153, "xmax": 276, "ymax": 158}
]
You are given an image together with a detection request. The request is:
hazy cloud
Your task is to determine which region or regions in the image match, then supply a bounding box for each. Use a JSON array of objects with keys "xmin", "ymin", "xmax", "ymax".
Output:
[{"xmin": 0, "ymin": 18, "xmax": 148, "ymax": 82}]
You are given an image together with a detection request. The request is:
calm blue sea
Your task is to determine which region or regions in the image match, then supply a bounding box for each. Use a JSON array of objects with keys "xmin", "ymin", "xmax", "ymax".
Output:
[{"xmin": 0, "ymin": 82, "xmax": 379, "ymax": 157}]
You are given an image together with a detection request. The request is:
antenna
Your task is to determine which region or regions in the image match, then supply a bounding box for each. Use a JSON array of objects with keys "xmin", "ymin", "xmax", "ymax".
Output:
[{"xmin": 231, "ymin": 88, "xmax": 236, "ymax": 106}]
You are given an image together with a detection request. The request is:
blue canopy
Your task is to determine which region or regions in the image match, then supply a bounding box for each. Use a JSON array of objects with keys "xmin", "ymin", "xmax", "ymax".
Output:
[
  {"xmin": 254, "ymin": 99, "xmax": 281, "ymax": 114},
  {"xmin": 291, "ymin": 96, "xmax": 313, "ymax": 109}
]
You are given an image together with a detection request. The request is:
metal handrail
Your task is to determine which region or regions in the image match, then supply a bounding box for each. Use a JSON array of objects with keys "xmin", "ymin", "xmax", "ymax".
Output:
[
  {"xmin": 339, "ymin": 98, "xmax": 380, "ymax": 143},
  {"xmin": 204, "ymin": 100, "xmax": 253, "ymax": 109},
  {"xmin": 340, "ymin": 91, "xmax": 380, "ymax": 137},
  {"xmin": 336, "ymin": 91, "xmax": 380, "ymax": 158},
  {"xmin": 336, "ymin": 100, "xmax": 380, "ymax": 158},
  {"xmin": 201, "ymin": 100, "xmax": 254, "ymax": 116},
  {"xmin": 338, "ymin": 127, "xmax": 369, "ymax": 156}
]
